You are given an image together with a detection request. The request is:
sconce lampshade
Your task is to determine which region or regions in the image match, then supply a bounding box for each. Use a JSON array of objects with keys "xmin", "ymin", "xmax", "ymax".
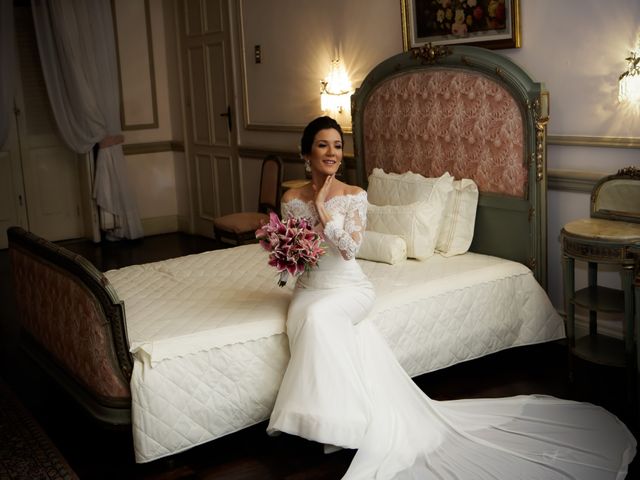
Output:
[
  {"xmin": 618, "ymin": 51, "xmax": 640, "ymax": 103},
  {"xmin": 321, "ymin": 59, "xmax": 352, "ymax": 116}
]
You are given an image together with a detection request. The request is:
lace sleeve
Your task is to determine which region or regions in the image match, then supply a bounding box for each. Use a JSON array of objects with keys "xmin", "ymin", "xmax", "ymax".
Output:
[
  {"xmin": 281, "ymin": 201, "xmax": 294, "ymax": 220},
  {"xmin": 281, "ymin": 199, "xmax": 316, "ymax": 223},
  {"xmin": 324, "ymin": 192, "xmax": 367, "ymax": 260}
]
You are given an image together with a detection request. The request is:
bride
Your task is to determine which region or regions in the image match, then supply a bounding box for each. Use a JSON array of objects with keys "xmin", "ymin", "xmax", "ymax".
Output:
[{"xmin": 266, "ymin": 116, "xmax": 636, "ymax": 479}]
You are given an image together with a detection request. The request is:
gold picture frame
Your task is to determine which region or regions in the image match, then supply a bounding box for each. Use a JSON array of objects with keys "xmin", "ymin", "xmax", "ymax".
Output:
[{"xmin": 401, "ymin": 0, "xmax": 521, "ymax": 51}]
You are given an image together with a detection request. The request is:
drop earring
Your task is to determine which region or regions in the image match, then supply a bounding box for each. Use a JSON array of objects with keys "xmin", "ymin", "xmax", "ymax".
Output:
[{"xmin": 305, "ymin": 158, "xmax": 311, "ymax": 173}]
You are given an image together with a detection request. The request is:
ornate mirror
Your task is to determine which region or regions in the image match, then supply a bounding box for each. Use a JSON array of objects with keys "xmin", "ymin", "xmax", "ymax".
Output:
[{"xmin": 591, "ymin": 166, "xmax": 640, "ymax": 223}]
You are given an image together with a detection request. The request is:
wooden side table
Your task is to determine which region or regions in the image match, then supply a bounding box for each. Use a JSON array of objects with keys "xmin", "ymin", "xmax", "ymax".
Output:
[{"xmin": 561, "ymin": 218, "xmax": 640, "ymax": 410}]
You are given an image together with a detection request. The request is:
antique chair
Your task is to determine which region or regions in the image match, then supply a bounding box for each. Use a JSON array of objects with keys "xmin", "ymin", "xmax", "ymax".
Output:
[{"xmin": 213, "ymin": 154, "xmax": 283, "ymax": 245}]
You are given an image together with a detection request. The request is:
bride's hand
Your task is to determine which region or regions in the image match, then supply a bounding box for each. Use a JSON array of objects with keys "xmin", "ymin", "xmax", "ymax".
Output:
[{"xmin": 313, "ymin": 175, "xmax": 333, "ymax": 206}]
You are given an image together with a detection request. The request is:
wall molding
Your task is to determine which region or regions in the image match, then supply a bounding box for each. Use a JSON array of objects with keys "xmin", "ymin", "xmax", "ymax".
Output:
[
  {"xmin": 238, "ymin": 148, "xmax": 617, "ymax": 194},
  {"xmin": 547, "ymin": 169, "xmax": 606, "ymax": 193},
  {"xmin": 236, "ymin": 2, "xmax": 304, "ymax": 133},
  {"xmin": 548, "ymin": 135, "xmax": 640, "ymax": 149},
  {"xmin": 122, "ymin": 141, "xmax": 184, "ymax": 156},
  {"xmin": 235, "ymin": 3, "xmax": 354, "ymax": 134},
  {"xmin": 112, "ymin": 0, "xmax": 159, "ymax": 130}
]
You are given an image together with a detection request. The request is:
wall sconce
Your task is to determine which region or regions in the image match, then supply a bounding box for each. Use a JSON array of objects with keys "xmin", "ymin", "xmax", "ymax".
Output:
[
  {"xmin": 618, "ymin": 50, "xmax": 640, "ymax": 103},
  {"xmin": 320, "ymin": 59, "xmax": 352, "ymax": 116}
]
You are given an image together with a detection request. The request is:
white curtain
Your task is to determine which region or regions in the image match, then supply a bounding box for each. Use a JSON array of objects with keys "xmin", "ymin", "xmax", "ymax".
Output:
[
  {"xmin": 31, "ymin": 0, "xmax": 143, "ymax": 240},
  {"xmin": 0, "ymin": 1, "xmax": 15, "ymax": 147}
]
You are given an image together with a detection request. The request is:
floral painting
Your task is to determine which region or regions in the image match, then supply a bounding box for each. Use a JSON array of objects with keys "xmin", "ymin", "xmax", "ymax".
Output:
[{"xmin": 402, "ymin": 0, "xmax": 520, "ymax": 50}]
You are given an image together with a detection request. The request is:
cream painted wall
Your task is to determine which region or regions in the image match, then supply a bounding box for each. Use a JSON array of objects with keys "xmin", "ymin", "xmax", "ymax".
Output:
[
  {"xmin": 231, "ymin": 0, "xmax": 640, "ymax": 317},
  {"xmin": 126, "ymin": 151, "xmax": 179, "ymax": 233},
  {"xmin": 120, "ymin": 0, "xmax": 174, "ymax": 143},
  {"xmin": 233, "ymin": 0, "xmax": 401, "ymax": 150},
  {"xmin": 115, "ymin": 0, "xmax": 188, "ymax": 236},
  {"xmin": 234, "ymin": 0, "xmax": 640, "ymax": 145},
  {"xmin": 502, "ymin": 0, "xmax": 640, "ymax": 139}
]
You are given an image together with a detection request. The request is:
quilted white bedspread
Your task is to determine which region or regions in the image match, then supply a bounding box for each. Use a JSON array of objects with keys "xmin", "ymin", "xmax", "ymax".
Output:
[
  {"xmin": 105, "ymin": 245, "xmax": 564, "ymax": 463},
  {"xmin": 105, "ymin": 244, "xmax": 294, "ymax": 364}
]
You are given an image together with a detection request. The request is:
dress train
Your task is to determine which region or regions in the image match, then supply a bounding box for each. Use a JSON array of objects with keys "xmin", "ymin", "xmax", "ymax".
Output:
[{"xmin": 268, "ymin": 273, "xmax": 636, "ymax": 479}]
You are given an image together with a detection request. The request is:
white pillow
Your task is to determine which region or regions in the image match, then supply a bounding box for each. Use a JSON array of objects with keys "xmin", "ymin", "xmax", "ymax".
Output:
[
  {"xmin": 356, "ymin": 231, "xmax": 407, "ymax": 265},
  {"xmin": 366, "ymin": 171, "xmax": 453, "ymax": 260},
  {"xmin": 436, "ymin": 179, "xmax": 479, "ymax": 257},
  {"xmin": 367, "ymin": 168, "xmax": 453, "ymax": 206}
]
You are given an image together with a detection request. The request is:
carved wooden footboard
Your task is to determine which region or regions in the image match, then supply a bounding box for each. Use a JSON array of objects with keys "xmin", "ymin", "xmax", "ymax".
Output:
[{"xmin": 8, "ymin": 226, "xmax": 132, "ymax": 426}]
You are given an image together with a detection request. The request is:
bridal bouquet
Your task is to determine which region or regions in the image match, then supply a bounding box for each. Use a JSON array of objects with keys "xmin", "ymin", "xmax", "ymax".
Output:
[{"xmin": 256, "ymin": 212, "xmax": 325, "ymax": 287}]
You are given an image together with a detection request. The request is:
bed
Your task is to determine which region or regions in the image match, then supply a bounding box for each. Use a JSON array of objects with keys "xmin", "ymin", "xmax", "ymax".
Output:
[{"xmin": 8, "ymin": 45, "xmax": 562, "ymax": 464}]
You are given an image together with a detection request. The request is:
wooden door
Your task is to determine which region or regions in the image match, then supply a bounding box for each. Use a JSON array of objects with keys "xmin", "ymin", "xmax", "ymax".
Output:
[
  {"xmin": 0, "ymin": 117, "xmax": 28, "ymax": 249},
  {"xmin": 0, "ymin": 3, "xmax": 84, "ymax": 248},
  {"xmin": 178, "ymin": 0, "xmax": 239, "ymax": 237}
]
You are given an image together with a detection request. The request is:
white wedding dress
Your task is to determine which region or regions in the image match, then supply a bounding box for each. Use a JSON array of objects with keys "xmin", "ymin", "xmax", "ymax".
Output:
[{"xmin": 267, "ymin": 191, "xmax": 636, "ymax": 479}]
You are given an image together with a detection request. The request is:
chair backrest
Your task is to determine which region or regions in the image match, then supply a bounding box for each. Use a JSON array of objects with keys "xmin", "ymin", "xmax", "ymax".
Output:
[{"xmin": 258, "ymin": 155, "xmax": 283, "ymax": 214}]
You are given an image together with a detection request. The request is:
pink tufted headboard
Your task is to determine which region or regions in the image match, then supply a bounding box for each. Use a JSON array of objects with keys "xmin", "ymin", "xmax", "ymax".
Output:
[
  {"xmin": 352, "ymin": 45, "xmax": 549, "ymax": 288},
  {"xmin": 362, "ymin": 69, "xmax": 526, "ymax": 197}
]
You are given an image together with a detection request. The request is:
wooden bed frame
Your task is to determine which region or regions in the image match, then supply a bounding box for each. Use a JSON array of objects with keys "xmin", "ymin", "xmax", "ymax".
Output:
[
  {"xmin": 352, "ymin": 44, "xmax": 549, "ymax": 288},
  {"xmin": 8, "ymin": 226, "xmax": 133, "ymax": 426},
  {"xmin": 7, "ymin": 45, "xmax": 550, "ymax": 429}
]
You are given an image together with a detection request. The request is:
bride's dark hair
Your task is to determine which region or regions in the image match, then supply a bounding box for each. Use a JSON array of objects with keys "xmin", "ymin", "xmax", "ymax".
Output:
[{"xmin": 300, "ymin": 116, "xmax": 344, "ymax": 155}]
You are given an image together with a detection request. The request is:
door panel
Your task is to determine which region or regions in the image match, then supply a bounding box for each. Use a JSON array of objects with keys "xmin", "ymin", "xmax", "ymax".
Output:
[
  {"xmin": 196, "ymin": 153, "xmax": 215, "ymax": 219},
  {"xmin": 8, "ymin": 2, "xmax": 84, "ymax": 243},
  {"xmin": 208, "ymin": 42, "xmax": 229, "ymax": 145},
  {"xmin": 0, "ymin": 153, "xmax": 18, "ymax": 222},
  {"xmin": 215, "ymin": 155, "xmax": 234, "ymax": 216},
  {"xmin": 23, "ymin": 146, "xmax": 83, "ymax": 241},
  {"xmin": 179, "ymin": 0, "xmax": 238, "ymax": 237},
  {"xmin": 194, "ymin": 152, "xmax": 236, "ymax": 219},
  {"xmin": 187, "ymin": 46, "xmax": 211, "ymax": 145},
  {"xmin": 184, "ymin": 0, "xmax": 203, "ymax": 36},
  {"xmin": 204, "ymin": 0, "xmax": 223, "ymax": 33},
  {"xmin": 0, "ymin": 124, "xmax": 27, "ymax": 249}
]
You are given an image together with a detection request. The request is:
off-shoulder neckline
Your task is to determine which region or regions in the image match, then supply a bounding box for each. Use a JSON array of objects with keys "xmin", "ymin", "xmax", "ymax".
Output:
[{"xmin": 282, "ymin": 190, "xmax": 366, "ymax": 207}]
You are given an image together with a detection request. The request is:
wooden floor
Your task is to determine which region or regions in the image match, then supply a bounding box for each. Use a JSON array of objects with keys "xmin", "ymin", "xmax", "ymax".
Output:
[{"xmin": 0, "ymin": 233, "xmax": 638, "ymax": 479}]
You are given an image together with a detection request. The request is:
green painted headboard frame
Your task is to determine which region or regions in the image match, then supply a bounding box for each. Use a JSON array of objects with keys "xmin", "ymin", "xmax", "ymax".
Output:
[{"xmin": 351, "ymin": 45, "xmax": 550, "ymax": 289}]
